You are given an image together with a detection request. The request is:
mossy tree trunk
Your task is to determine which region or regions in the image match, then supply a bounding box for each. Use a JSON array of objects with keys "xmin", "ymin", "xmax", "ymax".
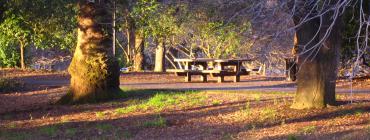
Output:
[
  {"xmin": 59, "ymin": 0, "xmax": 121, "ymax": 104},
  {"xmin": 154, "ymin": 38, "xmax": 166, "ymax": 72},
  {"xmin": 291, "ymin": 0, "xmax": 342, "ymax": 109}
]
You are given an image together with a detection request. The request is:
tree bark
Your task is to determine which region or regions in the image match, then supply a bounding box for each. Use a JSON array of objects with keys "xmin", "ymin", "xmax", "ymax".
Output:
[
  {"xmin": 59, "ymin": 0, "xmax": 121, "ymax": 104},
  {"xmin": 154, "ymin": 39, "xmax": 166, "ymax": 72},
  {"xmin": 19, "ymin": 41, "xmax": 25, "ymax": 70},
  {"xmin": 133, "ymin": 34, "xmax": 144, "ymax": 71},
  {"xmin": 126, "ymin": 17, "xmax": 135, "ymax": 66},
  {"xmin": 291, "ymin": 1, "xmax": 342, "ymax": 109}
]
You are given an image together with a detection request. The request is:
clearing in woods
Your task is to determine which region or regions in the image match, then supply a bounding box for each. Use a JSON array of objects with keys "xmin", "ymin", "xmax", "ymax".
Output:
[{"xmin": 0, "ymin": 69, "xmax": 369, "ymax": 139}]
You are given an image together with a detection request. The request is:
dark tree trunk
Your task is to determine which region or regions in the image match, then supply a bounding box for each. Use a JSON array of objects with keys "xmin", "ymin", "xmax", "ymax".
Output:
[
  {"xmin": 291, "ymin": 1, "xmax": 343, "ymax": 109},
  {"xmin": 59, "ymin": 0, "xmax": 121, "ymax": 104},
  {"xmin": 154, "ymin": 39, "xmax": 166, "ymax": 72}
]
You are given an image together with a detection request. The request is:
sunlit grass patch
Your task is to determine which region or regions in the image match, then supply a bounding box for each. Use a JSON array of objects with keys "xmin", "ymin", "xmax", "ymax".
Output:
[
  {"xmin": 114, "ymin": 90, "xmax": 204, "ymax": 114},
  {"xmin": 115, "ymin": 105, "xmax": 141, "ymax": 114},
  {"xmin": 253, "ymin": 94, "xmax": 261, "ymax": 102},
  {"xmin": 259, "ymin": 108, "xmax": 277, "ymax": 120},
  {"xmin": 6, "ymin": 123, "xmax": 17, "ymax": 129},
  {"xmin": 142, "ymin": 116, "xmax": 167, "ymax": 128},
  {"xmin": 354, "ymin": 109, "xmax": 364, "ymax": 116},
  {"xmin": 212, "ymin": 99, "xmax": 222, "ymax": 106},
  {"xmin": 95, "ymin": 112, "xmax": 106, "ymax": 118},
  {"xmin": 301, "ymin": 125, "xmax": 316, "ymax": 134},
  {"xmin": 242, "ymin": 101, "xmax": 252, "ymax": 115}
]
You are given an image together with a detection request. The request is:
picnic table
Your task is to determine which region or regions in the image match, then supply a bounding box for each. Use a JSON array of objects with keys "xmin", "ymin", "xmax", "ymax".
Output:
[{"xmin": 167, "ymin": 58, "xmax": 253, "ymax": 83}]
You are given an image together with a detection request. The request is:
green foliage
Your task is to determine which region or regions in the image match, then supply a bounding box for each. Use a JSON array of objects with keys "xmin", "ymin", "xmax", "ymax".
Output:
[
  {"xmin": 0, "ymin": 39, "xmax": 19, "ymax": 67},
  {"xmin": 0, "ymin": 0, "xmax": 77, "ymax": 67}
]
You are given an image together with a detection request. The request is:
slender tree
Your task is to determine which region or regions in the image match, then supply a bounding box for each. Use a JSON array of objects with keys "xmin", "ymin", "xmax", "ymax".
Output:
[{"xmin": 59, "ymin": 0, "xmax": 121, "ymax": 104}]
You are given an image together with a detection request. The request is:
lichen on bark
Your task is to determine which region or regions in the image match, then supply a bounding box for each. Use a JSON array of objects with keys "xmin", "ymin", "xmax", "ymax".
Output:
[{"xmin": 58, "ymin": 0, "xmax": 122, "ymax": 104}]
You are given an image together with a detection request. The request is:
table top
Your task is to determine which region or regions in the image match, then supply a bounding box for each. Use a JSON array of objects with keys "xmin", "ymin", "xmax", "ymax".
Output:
[{"xmin": 174, "ymin": 58, "xmax": 253, "ymax": 63}]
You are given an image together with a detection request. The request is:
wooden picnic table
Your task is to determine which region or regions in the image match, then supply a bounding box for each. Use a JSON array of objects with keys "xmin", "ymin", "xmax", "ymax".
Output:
[{"xmin": 168, "ymin": 58, "xmax": 253, "ymax": 83}]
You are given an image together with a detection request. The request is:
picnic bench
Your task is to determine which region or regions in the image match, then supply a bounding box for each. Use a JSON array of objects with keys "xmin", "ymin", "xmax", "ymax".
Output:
[{"xmin": 167, "ymin": 58, "xmax": 253, "ymax": 83}]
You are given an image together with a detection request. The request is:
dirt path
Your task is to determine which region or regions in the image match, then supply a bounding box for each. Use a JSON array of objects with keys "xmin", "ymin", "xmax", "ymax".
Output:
[
  {"xmin": 17, "ymin": 72, "xmax": 370, "ymax": 93},
  {"xmin": 1, "ymin": 72, "xmax": 369, "ymax": 114}
]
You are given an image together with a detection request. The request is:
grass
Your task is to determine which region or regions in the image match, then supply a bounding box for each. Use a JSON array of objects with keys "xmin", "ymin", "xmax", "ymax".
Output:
[
  {"xmin": 211, "ymin": 99, "xmax": 222, "ymax": 105},
  {"xmin": 221, "ymin": 133, "xmax": 233, "ymax": 140},
  {"xmin": 142, "ymin": 116, "xmax": 167, "ymax": 128},
  {"xmin": 119, "ymin": 131, "xmax": 133, "ymax": 139},
  {"xmin": 260, "ymin": 108, "xmax": 277, "ymax": 120},
  {"xmin": 253, "ymin": 94, "xmax": 261, "ymax": 102},
  {"xmin": 115, "ymin": 90, "xmax": 204, "ymax": 114},
  {"xmin": 287, "ymin": 134, "xmax": 298, "ymax": 140},
  {"xmin": 354, "ymin": 109, "xmax": 364, "ymax": 116},
  {"xmin": 96, "ymin": 124, "xmax": 114, "ymax": 131},
  {"xmin": 95, "ymin": 112, "xmax": 106, "ymax": 118},
  {"xmin": 7, "ymin": 123, "xmax": 16, "ymax": 129},
  {"xmin": 242, "ymin": 101, "xmax": 252, "ymax": 115},
  {"xmin": 0, "ymin": 131, "xmax": 30, "ymax": 140},
  {"xmin": 39, "ymin": 126, "xmax": 58, "ymax": 137},
  {"xmin": 301, "ymin": 125, "xmax": 316, "ymax": 134},
  {"xmin": 65, "ymin": 128, "xmax": 77, "ymax": 137}
]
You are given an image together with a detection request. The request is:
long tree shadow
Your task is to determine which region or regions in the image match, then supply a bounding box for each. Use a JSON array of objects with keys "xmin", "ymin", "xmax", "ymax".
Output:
[{"xmin": 1, "ymin": 95, "xmax": 369, "ymax": 139}]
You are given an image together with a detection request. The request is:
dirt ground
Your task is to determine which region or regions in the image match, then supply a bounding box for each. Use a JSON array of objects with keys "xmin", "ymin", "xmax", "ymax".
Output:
[{"xmin": 0, "ymin": 69, "xmax": 369, "ymax": 140}]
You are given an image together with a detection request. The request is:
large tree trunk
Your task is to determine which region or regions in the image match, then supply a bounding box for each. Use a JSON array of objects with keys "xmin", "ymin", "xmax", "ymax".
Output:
[
  {"xmin": 59, "ymin": 0, "xmax": 121, "ymax": 104},
  {"xmin": 291, "ymin": 1, "xmax": 342, "ymax": 109},
  {"xmin": 154, "ymin": 39, "xmax": 166, "ymax": 72},
  {"xmin": 133, "ymin": 34, "xmax": 144, "ymax": 71}
]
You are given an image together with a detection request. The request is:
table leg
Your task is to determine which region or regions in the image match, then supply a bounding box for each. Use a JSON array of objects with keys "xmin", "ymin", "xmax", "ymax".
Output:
[
  {"xmin": 233, "ymin": 61, "xmax": 241, "ymax": 82},
  {"xmin": 218, "ymin": 76, "xmax": 224, "ymax": 83},
  {"xmin": 201, "ymin": 74, "xmax": 207, "ymax": 82},
  {"xmin": 185, "ymin": 62, "xmax": 191, "ymax": 70},
  {"xmin": 185, "ymin": 73, "xmax": 191, "ymax": 82},
  {"xmin": 233, "ymin": 75, "xmax": 240, "ymax": 82}
]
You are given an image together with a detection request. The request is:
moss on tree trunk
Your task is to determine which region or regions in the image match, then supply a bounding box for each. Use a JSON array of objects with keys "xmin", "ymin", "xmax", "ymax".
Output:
[{"xmin": 59, "ymin": 0, "xmax": 121, "ymax": 104}]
